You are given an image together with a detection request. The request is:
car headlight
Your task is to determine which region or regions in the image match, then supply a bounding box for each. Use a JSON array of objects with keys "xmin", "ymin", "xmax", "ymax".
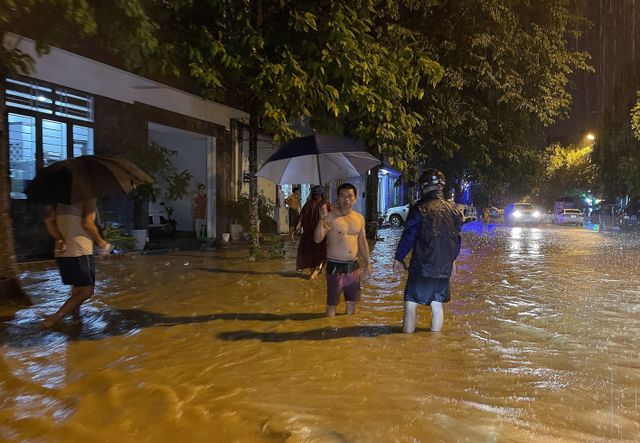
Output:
[
  {"xmin": 513, "ymin": 210, "xmax": 521, "ymax": 218},
  {"xmin": 533, "ymin": 211, "xmax": 540, "ymax": 217}
]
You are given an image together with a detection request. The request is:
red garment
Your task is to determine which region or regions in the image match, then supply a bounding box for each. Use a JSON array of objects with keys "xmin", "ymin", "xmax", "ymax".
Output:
[
  {"xmin": 193, "ymin": 193, "xmax": 206, "ymax": 219},
  {"xmin": 296, "ymin": 197, "xmax": 329, "ymax": 270}
]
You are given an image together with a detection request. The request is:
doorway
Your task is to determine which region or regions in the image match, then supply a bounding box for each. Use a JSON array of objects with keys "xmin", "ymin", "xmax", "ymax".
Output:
[{"xmin": 148, "ymin": 122, "xmax": 216, "ymax": 238}]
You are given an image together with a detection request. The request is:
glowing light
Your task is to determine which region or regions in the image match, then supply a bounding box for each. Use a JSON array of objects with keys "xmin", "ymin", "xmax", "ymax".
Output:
[
  {"xmin": 586, "ymin": 133, "xmax": 596, "ymax": 142},
  {"xmin": 532, "ymin": 211, "xmax": 540, "ymax": 218},
  {"xmin": 513, "ymin": 211, "xmax": 522, "ymax": 218}
]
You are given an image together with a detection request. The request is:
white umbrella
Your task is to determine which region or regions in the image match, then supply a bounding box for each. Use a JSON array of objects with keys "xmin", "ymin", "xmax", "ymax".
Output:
[{"xmin": 256, "ymin": 134, "xmax": 380, "ymax": 184}]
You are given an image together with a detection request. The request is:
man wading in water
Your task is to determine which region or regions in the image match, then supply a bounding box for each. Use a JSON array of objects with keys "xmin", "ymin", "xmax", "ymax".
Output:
[
  {"xmin": 314, "ymin": 183, "xmax": 371, "ymax": 317},
  {"xmin": 393, "ymin": 169, "xmax": 462, "ymax": 333}
]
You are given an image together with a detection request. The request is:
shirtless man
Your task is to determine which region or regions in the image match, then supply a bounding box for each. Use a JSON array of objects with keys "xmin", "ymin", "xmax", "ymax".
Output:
[{"xmin": 314, "ymin": 183, "xmax": 371, "ymax": 317}]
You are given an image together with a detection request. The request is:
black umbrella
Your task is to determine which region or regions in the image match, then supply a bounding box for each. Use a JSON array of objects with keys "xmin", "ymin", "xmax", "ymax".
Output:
[
  {"xmin": 26, "ymin": 155, "xmax": 153, "ymax": 204},
  {"xmin": 255, "ymin": 134, "xmax": 380, "ymax": 185}
]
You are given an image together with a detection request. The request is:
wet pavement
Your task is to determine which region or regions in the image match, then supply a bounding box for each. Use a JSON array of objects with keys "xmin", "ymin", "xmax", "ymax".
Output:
[{"xmin": 2, "ymin": 222, "xmax": 640, "ymax": 441}]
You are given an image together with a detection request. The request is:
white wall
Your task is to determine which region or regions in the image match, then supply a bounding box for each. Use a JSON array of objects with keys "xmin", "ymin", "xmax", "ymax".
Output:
[{"xmin": 5, "ymin": 33, "xmax": 248, "ymax": 129}]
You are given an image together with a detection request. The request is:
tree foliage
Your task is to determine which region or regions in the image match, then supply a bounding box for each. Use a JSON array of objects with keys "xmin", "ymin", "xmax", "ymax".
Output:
[
  {"xmin": 397, "ymin": 0, "xmax": 592, "ymax": 198},
  {"xmin": 150, "ymin": 0, "xmax": 444, "ymax": 253},
  {"xmin": 537, "ymin": 142, "xmax": 597, "ymax": 205}
]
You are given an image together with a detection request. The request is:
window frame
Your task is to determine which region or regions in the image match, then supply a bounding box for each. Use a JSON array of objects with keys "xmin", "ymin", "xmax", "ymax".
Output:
[{"xmin": 5, "ymin": 76, "xmax": 96, "ymax": 199}]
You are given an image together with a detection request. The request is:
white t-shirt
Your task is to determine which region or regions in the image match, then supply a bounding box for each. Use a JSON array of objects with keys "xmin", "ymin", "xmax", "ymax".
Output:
[{"xmin": 54, "ymin": 203, "xmax": 94, "ymax": 257}]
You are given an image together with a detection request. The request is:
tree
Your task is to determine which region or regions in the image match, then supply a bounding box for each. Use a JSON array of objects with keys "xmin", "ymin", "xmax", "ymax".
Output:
[
  {"xmin": 536, "ymin": 142, "xmax": 598, "ymax": 205},
  {"xmin": 397, "ymin": 0, "xmax": 591, "ymax": 198},
  {"xmin": 154, "ymin": 0, "xmax": 442, "ymax": 256},
  {"xmin": 1, "ymin": 1, "xmax": 162, "ymax": 304}
]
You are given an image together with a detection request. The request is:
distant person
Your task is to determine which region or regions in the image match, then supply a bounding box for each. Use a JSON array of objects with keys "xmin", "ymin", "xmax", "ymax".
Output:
[
  {"xmin": 295, "ymin": 185, "xmax": 329, "ymax": 279},
  {"xmin": 285, "ymin": 186, "xmax": 301, "ymax": 237},
  {"xmin": 42, "ymin": 199, "xmax": 112, "ymax": 328},
  {"xmin": 192, "ymin": 183, "xmax": 207, "ymax": 240},
  {"xmin": 482, "ymin": 207, "xmax": 490, "ymax": 227},
  {"xmin": 392, "ymin": 169, "xmax": 463, "ymax": 333},
  {"xmin": 314, "ymin": 183, "xmax": 371, "ymax": 317}
]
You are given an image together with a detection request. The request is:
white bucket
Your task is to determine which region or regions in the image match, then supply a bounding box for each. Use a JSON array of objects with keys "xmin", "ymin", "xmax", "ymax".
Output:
[
  {"xmin": 221, "ymin": 232, "xmax": 231, "ymax": 243},
  {"xmin": 230, "ymin": 224, "xmax": 243, "ymax": 241},
  {"xmin": 130, "ymin": 229, "xmax": 148, "ymax": 250}
]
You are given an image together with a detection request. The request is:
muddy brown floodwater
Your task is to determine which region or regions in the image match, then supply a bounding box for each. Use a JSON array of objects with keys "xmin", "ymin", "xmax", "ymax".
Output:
[{"xmin": 2, "ymin": 224, "xmax": 640, "ymax": 442}]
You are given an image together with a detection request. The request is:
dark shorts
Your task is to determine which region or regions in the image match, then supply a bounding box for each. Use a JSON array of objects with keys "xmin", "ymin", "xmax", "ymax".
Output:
[
  {"xmin": 289, "ymin": 208, "xmax": 300, "ymax": 228},
  {"xmin": 326, "ymin": 260, "xmax": 361, "ymax": 306},
  {"xmin": 56, "ymin": 255, "xmax": 96, "ymax": 287},
  {"xmin": 404, "ymin": 273, "xmax": 450, "ymax": 305}
]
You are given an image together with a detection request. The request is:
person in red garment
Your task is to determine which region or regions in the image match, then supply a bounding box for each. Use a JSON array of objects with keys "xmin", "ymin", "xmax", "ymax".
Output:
[{"xmin": 295, "ymin": 185, "xmax": 329, "ymax": 279}]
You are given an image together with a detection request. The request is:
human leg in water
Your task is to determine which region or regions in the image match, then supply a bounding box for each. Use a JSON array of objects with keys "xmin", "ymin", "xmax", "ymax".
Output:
[
  {"xmin": 430, "ymin": 301, "xmax": 444, "ymax": 332},
  {"xmin": 402, "ymin": 301, "xmax": 418, "ymax": 333}
]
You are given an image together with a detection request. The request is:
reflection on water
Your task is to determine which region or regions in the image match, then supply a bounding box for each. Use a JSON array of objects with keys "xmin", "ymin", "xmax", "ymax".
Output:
[{"xmin": 2, "ymin": 223, "xmax": 640, "ymax": 441}]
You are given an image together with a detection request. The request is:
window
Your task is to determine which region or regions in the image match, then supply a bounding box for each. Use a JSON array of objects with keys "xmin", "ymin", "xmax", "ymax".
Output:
[
  {"xmin": 73, "ymin": 126, "xmax": 94, "ymax": 157},
  {"xmin": 42, "ymin": 119, "xmax": 67, "ymax": 167},
  {"xmin": 5, "ymin": 77, "xmax": 92, "ymax": 121},
  {"xmin": 8, "ymin": 114, "xmax": 37, "ymax": 199},
  {"xmin": 5, "ymin": 78, "xmax": 54, "ymax": 114},
  {"xmin": 6, "ymin": 77, "xmax": 95, "ymax": 199}
]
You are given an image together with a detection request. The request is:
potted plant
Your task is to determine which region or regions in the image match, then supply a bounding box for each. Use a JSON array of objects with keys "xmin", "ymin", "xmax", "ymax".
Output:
[
  {"xmin": 219, "ymin": 193, "xmax": 277, "ymax": 241},
  {"xmin": 126, "ymin": 142, "xmax": 192, "ymax": 249}
]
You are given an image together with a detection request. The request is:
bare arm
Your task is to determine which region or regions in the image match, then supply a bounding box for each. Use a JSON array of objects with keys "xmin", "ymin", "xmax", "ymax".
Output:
[
  {"xmin": 314, "ymin": 203, "xmax": 330, "ymax": 243},
  {"xmin": 81, "ymin": 201, "xmax": 108, "ymax": 248},
  {"xmin": 44, "ymin": 206, "xmax": 66, "ymax": 251}
]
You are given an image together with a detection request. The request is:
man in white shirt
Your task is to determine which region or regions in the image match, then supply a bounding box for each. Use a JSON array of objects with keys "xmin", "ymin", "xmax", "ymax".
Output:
[{"xmin": 42, "ymin": 199, "xmax": 111, "ymax": 328}]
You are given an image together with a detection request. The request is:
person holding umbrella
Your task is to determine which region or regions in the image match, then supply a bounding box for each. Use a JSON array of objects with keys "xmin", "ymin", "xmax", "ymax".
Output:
[
  {"xmin": 42, "ymin": 199, "xmax": 112, "ymax": 328},
  {"xmin": 25, "ymin": 154, "xmax": 153, "ymax": 329}
]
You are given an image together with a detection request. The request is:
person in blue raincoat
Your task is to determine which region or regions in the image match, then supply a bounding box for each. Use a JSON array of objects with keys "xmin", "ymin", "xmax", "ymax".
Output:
[{"xmin": 392, "ymin": 169, "xmax": 463, "ymax": 333}]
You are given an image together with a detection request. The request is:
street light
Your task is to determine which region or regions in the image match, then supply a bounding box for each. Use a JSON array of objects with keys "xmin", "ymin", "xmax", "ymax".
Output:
[{"xmin": 586, "ymin": 133, "xmax": 596, "ymax": 142}]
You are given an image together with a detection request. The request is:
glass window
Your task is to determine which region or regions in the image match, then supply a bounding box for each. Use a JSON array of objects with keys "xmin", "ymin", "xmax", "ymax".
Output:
[
  {"xmin": 55, "ymin": 90, "xmax": 93, "ymax": 122},
  {"xmin": 8, "ymin": 114, "xmax": 36, "ymax": 199},
  {"xmin": 42, "ymin": 119, "xmax": 67, "ymax": 167},
  {"xmin": 5, "ymin": 78, "xmax": 54, "ymax": 114},
  {"xmin": 5, "ymin": 77, "xmax": 93, "ymax": 122},
  {"xmin": 73, "ymin": 125, "xmax": 94, "ymax": 157}
]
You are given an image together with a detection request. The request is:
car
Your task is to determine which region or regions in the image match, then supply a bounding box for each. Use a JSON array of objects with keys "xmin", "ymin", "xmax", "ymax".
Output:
[
  {"xmin": 555, "ymin": 208, "xmax": 584, "ymax": 226},
  {"xmin": 385, "ymin": 202, "xmax": 477, "ymax": 226},
  {"xmin": 385, "ymin": 204, "xmax": 410, "ymax": 226},
  {"xmin": 488, "ymin": 206, "xmax": 503, "ymax": 220},
  {"xmin": 456, "ymin": 204, "xmax": 478, "ymax": 223},
  {"xmin": 503, "ymin": 202, "xmax": 542, "ymax": 226}
]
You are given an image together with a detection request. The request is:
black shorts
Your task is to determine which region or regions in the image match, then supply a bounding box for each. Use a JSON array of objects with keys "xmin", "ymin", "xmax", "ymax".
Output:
[
  {"xmin": 56, "ymin": 255, "xmax": 96, "ymax": 287},
  {"xmin": 404, "ymin": 273, "xmax": 450, "ymax": 305}
]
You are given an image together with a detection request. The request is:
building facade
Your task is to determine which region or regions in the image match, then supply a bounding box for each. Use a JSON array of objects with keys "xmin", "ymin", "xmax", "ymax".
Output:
[{"xmin": 5, "ymin": 34, "xmax": 249, "ymax": 260}]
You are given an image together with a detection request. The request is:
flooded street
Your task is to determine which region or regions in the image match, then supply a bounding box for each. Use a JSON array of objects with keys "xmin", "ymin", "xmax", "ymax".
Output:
[{"xmin": 2, "ymin": 224, "xmax": 640, "ymax": 442}]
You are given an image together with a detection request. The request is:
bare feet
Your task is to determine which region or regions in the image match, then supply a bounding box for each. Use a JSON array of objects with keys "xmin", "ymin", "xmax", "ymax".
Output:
[{"xmin": 41, "ymin": 315, "xmax": 61, "ymax": 329}]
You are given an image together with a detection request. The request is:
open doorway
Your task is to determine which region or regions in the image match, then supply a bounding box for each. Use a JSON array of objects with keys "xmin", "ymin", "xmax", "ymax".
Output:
[{"xmin": 148, "ymin": 122, "xmax": 216, "ymax": 238}]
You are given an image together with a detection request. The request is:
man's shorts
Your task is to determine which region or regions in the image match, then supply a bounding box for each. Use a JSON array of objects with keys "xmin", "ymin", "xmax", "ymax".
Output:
[
  {"xmin": 326, "ymin": 259, "xmax": 361, "ymax": 306},
  {"xmin": 56, "ymin": 255, "xmax": 95, "ymax": 287},
  {"xmin": 404, "ymin": 273, "xmax": 450, "ymax": 305}
]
